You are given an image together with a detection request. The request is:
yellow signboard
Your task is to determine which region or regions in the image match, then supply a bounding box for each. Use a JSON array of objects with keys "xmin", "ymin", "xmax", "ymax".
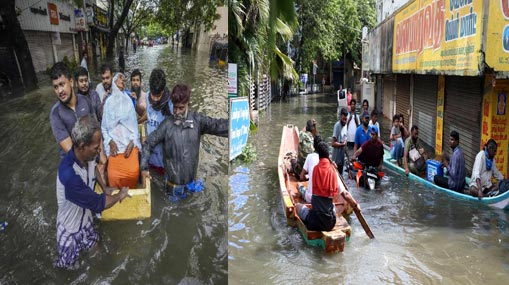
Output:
[
  {"xmin": 393, "ymin": 0, "xmax": 482, "ymax": 75},
  {"xmin": 485, "ymin": 0, "xmax": 509, "ymax": 72},
  {"xmin": 435, "ymin": 75, "xmax": 445, "ymax": 155}
]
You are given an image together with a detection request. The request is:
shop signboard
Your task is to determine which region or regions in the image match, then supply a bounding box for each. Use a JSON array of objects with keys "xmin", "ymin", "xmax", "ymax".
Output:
[
  {"xmin": 393, "ymin": 0, "xmax": 483, "ymax": 75},
  {"xmin": 485, "ymin": 0, "xmax": 509, "ymax": 72}
]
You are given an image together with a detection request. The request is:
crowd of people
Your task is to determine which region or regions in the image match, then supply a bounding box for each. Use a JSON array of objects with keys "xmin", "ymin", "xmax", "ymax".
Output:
[
  {"xmin": 49, "ymin": 61, "xmax": 227, "ymax": 269},
  {"xmin": 291, "ymin": 91, "xmax": 508, "ymax": 232}
]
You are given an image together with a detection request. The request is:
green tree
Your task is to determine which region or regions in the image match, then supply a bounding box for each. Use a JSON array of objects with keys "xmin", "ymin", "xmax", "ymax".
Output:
[
  {"xmin": 155, "ymin": 0, "xmax": 224, "ymax": 48},
  {"xmin": 117, "ymin": 0, "xmax": 156, "ymax": 54},
  {"xmin": 106, "ymin": 0, "xmax": 135, "ymax": 59},
  {"xmin": 295, "ymin": 0, "xmax": 362, "ymax": 73},
  {"xmin": 229, "ymin": 0, "xmax": 298, "ymax": 98}
]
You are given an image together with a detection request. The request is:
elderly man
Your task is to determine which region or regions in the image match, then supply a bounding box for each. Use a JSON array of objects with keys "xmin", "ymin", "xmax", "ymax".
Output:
[
  {"xmin": 140, "ymin": 84, "xmax": 227, "ymax": 201},
  {"xmin": 55, "ymin": 115, "xmax": 129, "ymax": 269},
  {"xmin": 469, "ymin": 139, "xmax": 505, "ymax": 199}
]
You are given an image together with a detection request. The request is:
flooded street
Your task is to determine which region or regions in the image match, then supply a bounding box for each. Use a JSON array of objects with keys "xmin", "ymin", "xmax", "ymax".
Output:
[
  {"xmin": 228, "ymin": 94, "xmax": 509, "ymax": 284},
  {"xmin": 0, "ymin": 45, "xmax": 227, "ymax": 284}
]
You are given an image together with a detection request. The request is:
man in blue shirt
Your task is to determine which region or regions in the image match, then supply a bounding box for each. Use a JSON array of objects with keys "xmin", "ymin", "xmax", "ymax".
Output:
[
  {"xmin": 353, "ymin": 112, "xmax": 371, "ymax": 154},
  {"xmin": 434, "ymin": 130, "xmax": 466, "ymax": 192},
  {"xmin": 55, "ymin": 115, "xmax": 129, "ymax": 269}
]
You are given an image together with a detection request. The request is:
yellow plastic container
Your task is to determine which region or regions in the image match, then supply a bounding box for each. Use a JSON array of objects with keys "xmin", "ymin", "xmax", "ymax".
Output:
[{"xmin": 95, "ymin": 178, "xmax": 151, "ymax": 221}]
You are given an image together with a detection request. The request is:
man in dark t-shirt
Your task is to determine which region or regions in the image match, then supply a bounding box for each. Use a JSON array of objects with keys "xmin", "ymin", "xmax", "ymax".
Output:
[{"xmin": 351, "ymin": 126, "xmax": 384, "ymax": 169}]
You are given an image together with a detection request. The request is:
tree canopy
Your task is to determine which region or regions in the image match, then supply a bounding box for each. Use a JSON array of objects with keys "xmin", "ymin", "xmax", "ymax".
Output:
[{"xmin": 294, "ymin": 0, "xmax": 376, "ymax": 73}]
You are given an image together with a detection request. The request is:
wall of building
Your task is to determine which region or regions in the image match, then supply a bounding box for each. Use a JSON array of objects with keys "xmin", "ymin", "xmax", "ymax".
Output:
[{"xmin": 195, "ymin": 6, "xmax": 227, "ymax": 54}]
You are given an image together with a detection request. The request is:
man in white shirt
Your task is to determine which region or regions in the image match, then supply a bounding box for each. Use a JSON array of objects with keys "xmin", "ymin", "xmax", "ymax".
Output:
[
  {"xmin": 469, "ymin": 139, "xmax": 504, "ymax": 199},
  {"xmin": 346, "ymin": 99, "xmax": 359, "ymax": 150},
  {"xmin": 332, "ymin": 108, "xmax": 348, "ymax": 174}
]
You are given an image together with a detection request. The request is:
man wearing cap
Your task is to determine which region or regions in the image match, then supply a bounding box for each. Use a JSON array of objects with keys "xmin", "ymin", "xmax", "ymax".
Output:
[
  {"xmin": 331, "ymin": 108, "xmax": 348, "ymax": 174},
  {"xmin": 353, "ymin": 111, "xmax": 372, "ymax": 154},
  {"xmin": 294, "ymin": 119, "xmax": 317, "ymax": 176},
  {"xmin": 352, "ymin": 125, "xmax": 384, "ymax": 169}
]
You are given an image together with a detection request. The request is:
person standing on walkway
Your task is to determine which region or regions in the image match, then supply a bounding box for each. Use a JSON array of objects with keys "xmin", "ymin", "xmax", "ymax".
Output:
[
  {"xmin": 434, "ymin": 131, "xmax": 466, "ymax": 192},
  {"xmin": 55, "ymin": 115, "xmax": 129, "ymax": 269}
]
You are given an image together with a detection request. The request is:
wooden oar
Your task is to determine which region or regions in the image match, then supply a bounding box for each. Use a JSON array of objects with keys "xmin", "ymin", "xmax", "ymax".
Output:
[{"xmin": 331, "ymin": 159, "xmax": 375, "ymax": 239}]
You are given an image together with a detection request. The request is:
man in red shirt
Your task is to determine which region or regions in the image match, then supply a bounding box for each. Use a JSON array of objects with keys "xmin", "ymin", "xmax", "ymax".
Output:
[
  {"xmin": 296, "ymin": 141, "xmax": 360, "ymax": 231},
  {"xmin": 351, "ymin": 126, "xmax": 384, "ymax": 169}
]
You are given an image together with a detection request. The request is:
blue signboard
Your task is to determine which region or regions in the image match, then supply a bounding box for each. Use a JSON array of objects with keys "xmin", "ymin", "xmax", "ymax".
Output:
[
  {"xmin": 300, "ymin": 73, "xmax": 308, "ymax": 83},
  {"xmin": 229, "ymin": 98, "xmax": 250, "ymax": 161}
]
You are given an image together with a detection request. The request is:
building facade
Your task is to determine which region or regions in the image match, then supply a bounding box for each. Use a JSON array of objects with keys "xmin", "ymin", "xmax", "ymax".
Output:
[
  {"xmin": 16, "ymin": 0, "xmax": 78, "ymax": 73},
  {"xmin": 368, "ymin": 0, "xmax": 509, "ymax": 176}
]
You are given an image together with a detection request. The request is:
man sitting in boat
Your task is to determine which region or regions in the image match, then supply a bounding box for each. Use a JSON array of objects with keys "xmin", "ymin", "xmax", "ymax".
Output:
[
  {"xmin": 468, "ymin": 139, "xmax": 505, "ymax": 199},
  {"xmin": 296, "ymin": 141, "xmax": 360, "ymax": 231},
  {"xmin": 403, "ymin": 125, "xmax": 427, "ymax": 176},
  {"xmin": 434, "ymin": 131, "xmax": 466, "ymax": 193},
  {"xmin": 55, "ymin": 115, "xmax": 129, "ymax": 269},
  {"xmin": 140, "ymin": 84, "xmax": 228, "ymax": 201},
  {"xmin": 351, "ymin": 126, "xmax": 384, "ymax": 171},
  {"xmin": 298, "ymin": 135, "xmax": 322, "ymax": 203},
  {"xmin": 293, "ymin": 119, "xmax": 317, "ymax": 177}
]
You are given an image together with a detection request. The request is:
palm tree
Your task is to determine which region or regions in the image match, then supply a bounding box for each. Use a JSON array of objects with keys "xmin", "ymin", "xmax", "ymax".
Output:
[{"xmin": 229, "ymin": 0, "xmax": 298, "ymax": 98}]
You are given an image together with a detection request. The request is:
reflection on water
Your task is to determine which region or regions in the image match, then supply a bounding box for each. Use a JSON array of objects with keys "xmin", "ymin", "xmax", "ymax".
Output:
[
  {"xmin": 228, "ymin": 94, "xmax": 509, "ymax": 284},
  {"xmin": 0, "ymin": 45, "xmax": 227, "ymax": 284}
]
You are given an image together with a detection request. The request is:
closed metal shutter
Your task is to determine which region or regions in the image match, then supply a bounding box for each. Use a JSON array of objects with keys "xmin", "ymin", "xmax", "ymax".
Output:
[
  {"xmin": 396, "ymin": 74, "xmax": 411, "ymax": 126},
  {"xmin": 443, "ymin": 76, "xmax": 482, "ymax": 174},
  {"xmin": 413, "ymin": 75, "xmax": 438, "ymax": 148},
  {"xmin": 57, "ymin": 33, "xmax": 75, "ymax": 62},
  {"xmin": 383, "ymin": 75, "xmax": 395, "ymax": 118},
  {"xmin": 24, "ymin": 30, "xmax": 53, "ymax": 73}
]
